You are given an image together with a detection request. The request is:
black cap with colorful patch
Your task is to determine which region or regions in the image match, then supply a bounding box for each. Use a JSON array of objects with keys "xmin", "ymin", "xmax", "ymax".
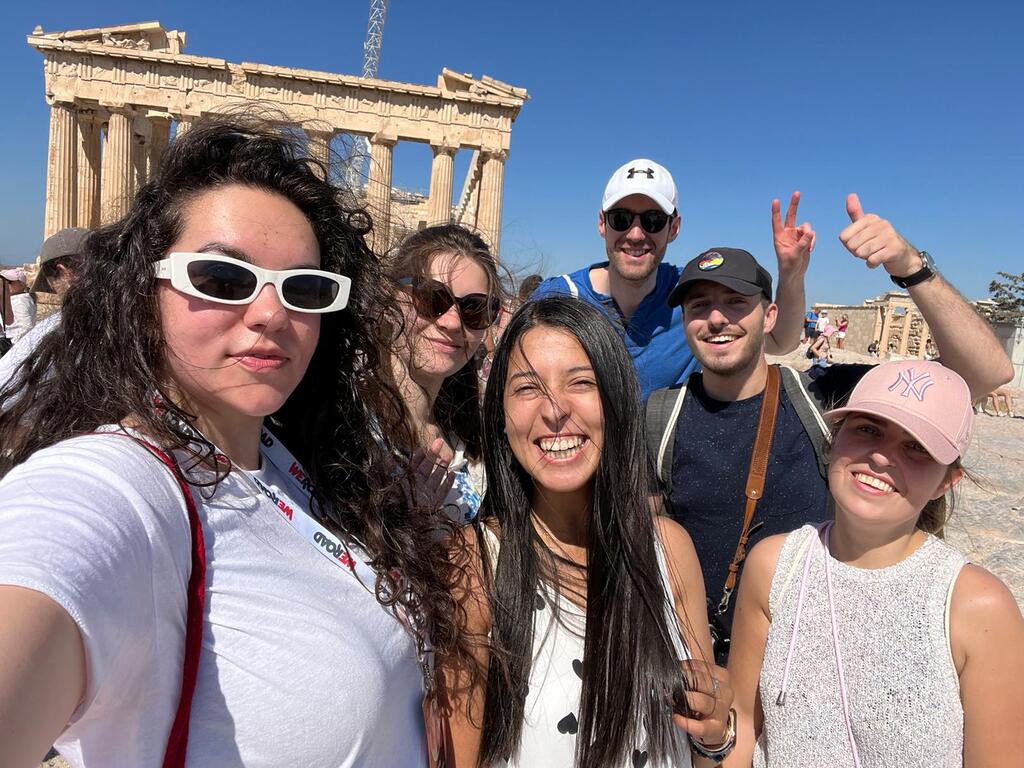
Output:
[{"xmin": 666, "ymin": 247, "xmax": 773, "ymax": 308}]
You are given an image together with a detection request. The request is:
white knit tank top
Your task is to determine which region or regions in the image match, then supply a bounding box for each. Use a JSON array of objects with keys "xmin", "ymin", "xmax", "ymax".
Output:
[
  {"xmin": 754, "ymin": 524, "xmax": 966, "ymax": 768},
  {"xmin": 483, "ymin": 528, "xmax": 693, "ymax": 768}
]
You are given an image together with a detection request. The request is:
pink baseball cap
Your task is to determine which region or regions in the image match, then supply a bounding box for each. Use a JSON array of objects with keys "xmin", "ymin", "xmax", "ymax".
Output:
[{"xmin": 823, "ymin": 360, "xmax": 973, "ymax": 464}]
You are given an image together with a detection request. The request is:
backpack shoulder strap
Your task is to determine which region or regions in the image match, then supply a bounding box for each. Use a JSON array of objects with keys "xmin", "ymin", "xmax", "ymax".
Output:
[
  {"xmin": 645, "ymin": 384, "xmax": 688, "ymax": 495},
  {"xmin": 779, "ymin": 365, "xmax": 830, "ymax": 481},
  {"xmin": 560, "ymin": 274, "xmax": 579, "ymax": 298}
]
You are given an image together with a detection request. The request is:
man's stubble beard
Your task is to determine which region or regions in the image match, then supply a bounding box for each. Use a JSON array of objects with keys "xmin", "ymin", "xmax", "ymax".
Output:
[
  {"xmin": 606, "ymin": 241, "xmax": 667, "ymax": 285},
  {"xmin": 693, "ymin": 331, "xmax": 766, "ymax": 381}
]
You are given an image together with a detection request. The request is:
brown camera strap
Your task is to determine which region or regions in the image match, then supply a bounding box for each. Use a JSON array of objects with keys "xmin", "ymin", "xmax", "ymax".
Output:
[{"xmin": 716, "ymin": 364, "xmax": 781, "ymax": 615}]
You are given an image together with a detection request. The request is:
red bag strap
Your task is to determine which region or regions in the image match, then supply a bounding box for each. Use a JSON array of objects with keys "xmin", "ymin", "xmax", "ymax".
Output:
[{"xmin": 104, "ymin": 435, "xmax": 206, "ymax": 767}]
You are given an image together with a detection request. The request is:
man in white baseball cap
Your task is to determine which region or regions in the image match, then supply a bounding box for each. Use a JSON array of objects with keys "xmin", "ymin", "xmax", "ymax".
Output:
[{"xmin": 530, "ymin": 158, "xmax": 814, "ymax": 400}]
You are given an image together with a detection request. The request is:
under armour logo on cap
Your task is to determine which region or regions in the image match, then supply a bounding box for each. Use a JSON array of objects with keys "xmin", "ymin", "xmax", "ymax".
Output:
[
  {"xmin": 889, "ymin": 368, "xmax": 935, "ymax": 401},
  {"xmin": 626, "ymin": 167, "xmax": 655, "ymax": 179}
]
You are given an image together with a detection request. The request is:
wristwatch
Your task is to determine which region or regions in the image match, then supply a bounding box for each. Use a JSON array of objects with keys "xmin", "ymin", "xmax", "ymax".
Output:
[{"xmin": 890, "ymin": 250, "xmax": 937, "ymax": 289}]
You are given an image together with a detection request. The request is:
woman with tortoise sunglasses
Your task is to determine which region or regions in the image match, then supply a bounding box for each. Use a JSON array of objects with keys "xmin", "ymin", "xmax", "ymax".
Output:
[{"xmin": 390, "ymin": 224, "xmax": 506, "ymax": 525}]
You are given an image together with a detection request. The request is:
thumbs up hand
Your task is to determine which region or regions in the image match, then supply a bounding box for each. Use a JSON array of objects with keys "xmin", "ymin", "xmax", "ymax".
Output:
[{"xmin": 839, "ymin": 194, "xmax": 923, "ymax": 278}]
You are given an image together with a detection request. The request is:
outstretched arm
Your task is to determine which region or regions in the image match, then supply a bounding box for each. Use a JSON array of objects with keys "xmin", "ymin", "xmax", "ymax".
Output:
[
  {"xmin": 0, "ymin": 586, "xmax": 86, "ymax": 768},
  {"xmin": 839, "ymin": 194, "xmax": 1012, "ymax": 399},
  {"xmin": 766, "ymin": 192, "xmax": 815, "ymax": 355}
]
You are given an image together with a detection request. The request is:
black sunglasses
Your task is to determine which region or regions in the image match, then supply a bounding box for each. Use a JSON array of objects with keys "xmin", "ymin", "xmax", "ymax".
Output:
[
  {"xmin": 400, "ymin": 277, "xmax": 500, "ymax": 331},
  {"xmin": 603, "ymin": 208, "xmax": 674, "ymax": 234}
]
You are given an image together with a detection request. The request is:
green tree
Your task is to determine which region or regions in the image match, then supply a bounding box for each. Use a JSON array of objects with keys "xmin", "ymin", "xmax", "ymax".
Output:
[{"xmin": 987, "ymin": 271, "xmax": 1024, "ymax": 322}]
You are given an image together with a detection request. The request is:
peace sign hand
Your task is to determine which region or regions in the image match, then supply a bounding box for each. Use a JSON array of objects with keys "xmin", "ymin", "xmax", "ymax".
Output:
[
  {"xmin": 839, "ymin": 193, "xmax": 922, "ymax": 277},
  {"xmin": 771, "ymin": 191, "xmax": 816, "ymax": 277}
]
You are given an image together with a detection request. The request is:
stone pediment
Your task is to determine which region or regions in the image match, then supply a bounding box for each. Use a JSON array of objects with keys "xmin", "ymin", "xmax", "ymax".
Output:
[
  {"xmin": 30, "ymin": 21, "xmax": 186, "ymax": 55},
  {"xmin": 29, "ymin": 21, "xmax": 527, "ymax": 255}
]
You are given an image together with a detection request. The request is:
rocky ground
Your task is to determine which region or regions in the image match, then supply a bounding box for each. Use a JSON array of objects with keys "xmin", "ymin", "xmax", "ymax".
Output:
[{"xmin": 41, "ymin": 349, "xmax": 1024, "ymax": 766}]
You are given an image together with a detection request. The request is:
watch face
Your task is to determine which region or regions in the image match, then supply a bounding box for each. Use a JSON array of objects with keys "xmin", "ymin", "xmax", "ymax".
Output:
[{"xmin": 919, "ymin": 250, "xmax": 935, "ymax": 270}]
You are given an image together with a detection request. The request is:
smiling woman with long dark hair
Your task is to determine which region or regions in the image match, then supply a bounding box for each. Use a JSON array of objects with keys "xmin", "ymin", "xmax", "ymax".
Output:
[
  {"xmin": 0, "ymin": 116, "xmax": 469, "ymax": 767},
  {"xmin": 446, "ymin": 296, "xmax": 735, "ymax": 768}
]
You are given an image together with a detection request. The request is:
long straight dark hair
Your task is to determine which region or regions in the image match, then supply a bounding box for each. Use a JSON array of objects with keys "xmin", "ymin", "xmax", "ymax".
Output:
[{"xmin": 478, "ymin": 296, "xmax": 692, "ymax": 767}]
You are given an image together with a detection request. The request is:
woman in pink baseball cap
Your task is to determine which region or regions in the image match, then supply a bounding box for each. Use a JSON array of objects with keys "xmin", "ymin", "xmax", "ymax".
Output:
[{"xmin": 726, "ymin": 360, "xmax": 1024, "ymax": 767}]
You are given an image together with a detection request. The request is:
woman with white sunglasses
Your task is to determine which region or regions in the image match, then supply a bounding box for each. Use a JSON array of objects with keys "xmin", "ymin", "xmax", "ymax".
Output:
[{"xmin": 0, "ymin": 117, "xmax": 470, "ymax": 767}]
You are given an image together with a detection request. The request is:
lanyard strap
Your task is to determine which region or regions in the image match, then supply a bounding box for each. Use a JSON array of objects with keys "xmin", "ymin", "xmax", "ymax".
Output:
[
  {"xmin": 254, "ymin": 428, "xmax": 435, "ymax": 690},
  {"xmin": 716, "ymin": 364, "xmax": 781, "ymax": 614}
]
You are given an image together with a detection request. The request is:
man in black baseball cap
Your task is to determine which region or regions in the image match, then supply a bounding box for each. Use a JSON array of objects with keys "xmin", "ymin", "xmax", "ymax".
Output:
[{"xmin": 646, "ymin": 199, "xmax": 1014, "ymax": 665}]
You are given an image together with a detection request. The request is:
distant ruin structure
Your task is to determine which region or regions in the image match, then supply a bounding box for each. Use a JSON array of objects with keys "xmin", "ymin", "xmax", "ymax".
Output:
[
  {"xmin": 815, "ymin": 291, "xmax": 952, "ymax": 359},
  {"xmin": 28, "ymin": 21, "xmax": 528, "ymax": 255}
]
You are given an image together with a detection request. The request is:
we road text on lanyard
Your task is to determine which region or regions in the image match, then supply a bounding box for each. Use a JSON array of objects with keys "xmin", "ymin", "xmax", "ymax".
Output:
[{"xmin": 251, "ymin": 427, "xmax": 378, "ymax": 590}]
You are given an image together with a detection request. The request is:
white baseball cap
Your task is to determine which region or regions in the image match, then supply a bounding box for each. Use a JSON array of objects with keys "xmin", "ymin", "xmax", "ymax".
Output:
[{"xmin": 602, "ymin": 158, "xmax": 677, "ymax": 215}]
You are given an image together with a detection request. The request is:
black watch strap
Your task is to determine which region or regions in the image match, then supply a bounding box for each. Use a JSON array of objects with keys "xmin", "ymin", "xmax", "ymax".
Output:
[{"xmin": 890, "ymin": 251, "xmax": 935, "ymax": 289}]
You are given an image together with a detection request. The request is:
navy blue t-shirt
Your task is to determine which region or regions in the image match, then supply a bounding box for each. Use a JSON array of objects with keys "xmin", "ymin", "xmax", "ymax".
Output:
[
  {"xmin": 665, "ymin": 373, "xmax": 829, "ymax": 632},
  {"xmin": 531, "ymin": 262, "xmax": 700, "ymax": 401}
]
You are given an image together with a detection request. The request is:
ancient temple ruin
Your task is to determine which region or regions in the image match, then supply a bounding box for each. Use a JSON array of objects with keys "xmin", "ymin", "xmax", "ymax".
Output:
[
  {"xmin": 28, "ymin": 21, "xmax": 529, "ymax": 255},
  {"xmin": 815, "ymin": 291, "xmax": 938, "ymax": 358}
]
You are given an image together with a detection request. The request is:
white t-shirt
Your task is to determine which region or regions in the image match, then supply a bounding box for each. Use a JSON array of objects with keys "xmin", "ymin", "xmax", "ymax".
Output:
[
  {"xmin": 0, "ymin": 308, "xmax": 58, "ymax": 390},
  {"xmin": 0, "ymin": 430, "xmax": 427, "ymax": 767},
  {"xmin": 3, "ymin": 292, "xmax": 36, "ymax": 342}
]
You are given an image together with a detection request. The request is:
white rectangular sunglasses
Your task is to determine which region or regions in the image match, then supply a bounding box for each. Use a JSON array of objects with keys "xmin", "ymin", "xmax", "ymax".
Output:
[{"xmin": 154, "ymin": 252, "xmax": 351, "ymax": 313}]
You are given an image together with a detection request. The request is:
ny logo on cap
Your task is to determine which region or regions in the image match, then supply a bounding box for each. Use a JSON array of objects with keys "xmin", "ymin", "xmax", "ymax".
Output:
[
  {"xmin": 626, "ymin": 167, "xmax": 654, "ymax": 179},
  {"xmin": 889, "ymin": 368, "xmax": 934, "ymax": 401}
]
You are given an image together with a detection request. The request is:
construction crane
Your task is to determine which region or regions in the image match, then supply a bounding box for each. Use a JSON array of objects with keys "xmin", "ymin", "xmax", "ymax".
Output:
[{"xmin": 347, "ymin": 0, "xmax": 388, "ymax": 189}]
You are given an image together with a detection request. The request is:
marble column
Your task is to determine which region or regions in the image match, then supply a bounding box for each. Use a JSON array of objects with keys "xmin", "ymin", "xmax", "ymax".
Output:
[
  {"xmin": 477, "ymin": 149, "xmax": 508, "ymax": 255},
  {"xmin": 174, "ymin": 117, "xmax": 193, "ymax": 139},
  {"xmin": 44, "ymin": 100, "xmax": 78, "ymax": 239},
  {"xmin": 100, "ymin": 107, "xmax": 134, "ymax": 223},
  {"xmin": 75, "ymin": 108, "xmax": 101, "ymax": 229},
  {"xmin": 426, "ymin": 142, "xmax": 457, "ymax": 225},
  {"xmin": 131, "ymin": 115, "xmax": 152, "ymax": 194},
  {"xmin": 149, "ymin": 117, "xmax": 171, "ymax": 179},
  {"xmin": 306, "ymin": 129, "xmax": 334, "ymax": 179},
  {"xmin": 367, "ymin": 132, "xmax": 396, "ymax": 254},
  {"xmin": 879, "ymin": 309, "xmax": 894, "ymax": 357},
  {"xmin": 899, "ymin": 311, "xmax": 913, "ymax": 356}
]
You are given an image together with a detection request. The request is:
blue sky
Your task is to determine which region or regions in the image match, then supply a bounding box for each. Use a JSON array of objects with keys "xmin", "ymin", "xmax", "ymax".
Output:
[{"xmin": 1, "ymin": 0, "xmax": 1021, "ymax": 305}]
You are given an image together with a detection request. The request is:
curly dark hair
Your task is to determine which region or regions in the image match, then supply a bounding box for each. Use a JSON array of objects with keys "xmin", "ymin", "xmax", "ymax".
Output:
[
  {"xmin": 388, "ymin": 223, "xmax": 508, "ymax": 461},
  {"xmin": 0, "ymin": 114, "xmax": 467, "ymax": 665}
]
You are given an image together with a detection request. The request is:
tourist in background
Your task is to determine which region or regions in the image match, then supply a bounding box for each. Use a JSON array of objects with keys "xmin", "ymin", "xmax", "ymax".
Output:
[
  {"xmin": 726, "ymin": 361, "xmax": 1024, "ymax": 766},
  {"xmin": 389, "ymin": 223, "xmax": 505, "ymax": 523},
  {"xmin": 835, "ymin": 313, "xmax": 849, "ymax": 349},
  {"xmin": 803, "ymin": 307, "xmax": 818, "ymax": 343},
  {"xmin": 0, "ymin": 269, "xmax": 35, "ymax": 348},
  {"xmin": 0, "ymin": 273, "xmax": 13, "ymax": 356},
  {"xmin": 448, "ymin": 296, "xmax": 736, "ymax": 768},
  {"xmin": 0, "ymin": 228, "xmax": 89, "ymax": 387},
  {"xmin": 0, "ymin": 117, "xmax": 470, "ymax": 767}
]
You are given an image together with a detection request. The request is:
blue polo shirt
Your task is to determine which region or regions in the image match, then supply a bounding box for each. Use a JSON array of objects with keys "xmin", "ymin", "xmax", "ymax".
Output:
[{"xmin": 531, "ymin": 262, "xmax": 699, "ymax": 401}]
